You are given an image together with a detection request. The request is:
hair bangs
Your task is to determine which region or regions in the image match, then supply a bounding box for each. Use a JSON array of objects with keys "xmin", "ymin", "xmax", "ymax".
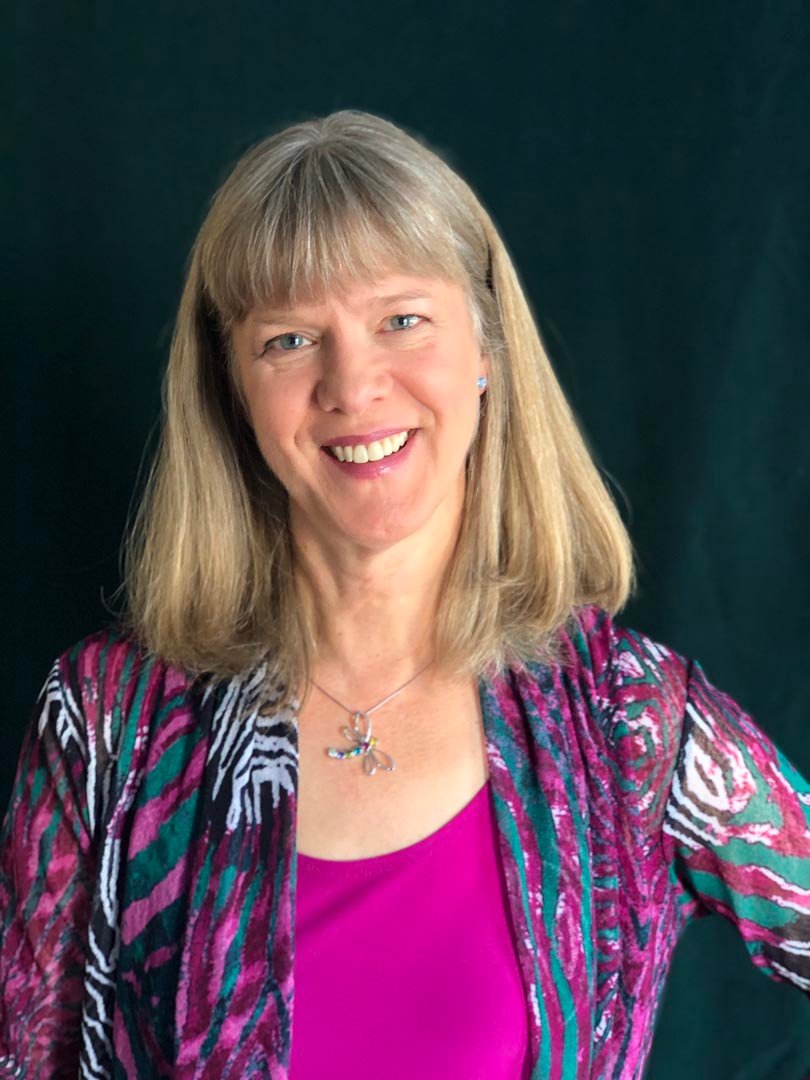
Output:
[{"xmin": 203, "ymin": 144, "xmax": 469, "ymax": 330}]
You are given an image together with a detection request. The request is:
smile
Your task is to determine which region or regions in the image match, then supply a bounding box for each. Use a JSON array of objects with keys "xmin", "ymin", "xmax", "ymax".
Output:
[
  {"xmin": 321, "ymin": 429, "xmax": 419, "ymax": 478},
  {"xmin": 326, "ymin": 430, "xmax": 410, "ymax": 463}
]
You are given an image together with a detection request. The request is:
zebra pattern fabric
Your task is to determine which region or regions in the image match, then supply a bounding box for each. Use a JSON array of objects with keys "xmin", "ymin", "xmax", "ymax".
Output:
[{"xmin": 1, "ymin": 605, "xmax": 808, "ymax": 1078}]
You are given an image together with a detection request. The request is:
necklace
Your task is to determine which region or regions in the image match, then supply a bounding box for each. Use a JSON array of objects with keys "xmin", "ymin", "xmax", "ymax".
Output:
[{"xmin": 310, "ymin": 658, "xmax": 435, "ymax": 776}]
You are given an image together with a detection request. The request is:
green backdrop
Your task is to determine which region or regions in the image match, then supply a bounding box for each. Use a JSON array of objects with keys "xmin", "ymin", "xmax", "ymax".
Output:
[{"xmin": 10, "ymin": 2, "xmax": 810, "ymax": 1075}]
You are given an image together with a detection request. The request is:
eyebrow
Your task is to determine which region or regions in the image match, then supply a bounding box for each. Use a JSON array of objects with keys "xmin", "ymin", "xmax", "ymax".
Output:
[{"xmin": 252, "ymin": 290, "xmax": 435, "ymax": 325}]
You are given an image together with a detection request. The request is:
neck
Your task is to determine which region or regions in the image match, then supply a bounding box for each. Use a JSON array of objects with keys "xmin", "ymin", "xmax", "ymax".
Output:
[{"xmin": 291, "ymin": 512, "xmax": 460, "ymax": 696}]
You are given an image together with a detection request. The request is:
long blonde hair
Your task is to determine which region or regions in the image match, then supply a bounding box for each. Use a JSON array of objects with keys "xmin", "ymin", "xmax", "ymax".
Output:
[{"xmin": 122, "ymin": 109, "xmax": 636, "ymax": 696}]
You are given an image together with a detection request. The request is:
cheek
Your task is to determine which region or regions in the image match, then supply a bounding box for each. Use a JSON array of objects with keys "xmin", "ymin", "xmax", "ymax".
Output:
[
  {"xmin": 240, "ymin": 391, "xmax": 297, "ymax": 480},
  {"xmin": 409, "ymin": 341, "xmax": 479, "ymax": 401},
  {"xmin": 250, "ymin": 399, "xmax": 284, "ymax": 441},
  {"xmin": 430, "ymin": 355, "xmax": 480, "ymax": 425},
  {"xmin": 243, "ymin": 370, "xmax": 306, "ymax": 443}
]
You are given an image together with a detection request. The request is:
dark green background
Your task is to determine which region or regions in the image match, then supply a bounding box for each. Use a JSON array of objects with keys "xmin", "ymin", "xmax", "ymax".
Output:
[{"xmin": 10, "ymin": 2, "xmax": 810, "ymax": 1075}]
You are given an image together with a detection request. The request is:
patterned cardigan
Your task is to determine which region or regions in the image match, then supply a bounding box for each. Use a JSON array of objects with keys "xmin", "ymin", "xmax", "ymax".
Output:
[{"xmin": 1, "ymin": 605, "xmax": 808, "ymax": 1079}]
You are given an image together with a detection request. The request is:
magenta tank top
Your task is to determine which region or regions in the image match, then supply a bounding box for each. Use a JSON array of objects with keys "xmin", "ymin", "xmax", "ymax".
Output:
[{"xmin": 288, "ymin": 778, "xmax": 530, "ymax": 1079}]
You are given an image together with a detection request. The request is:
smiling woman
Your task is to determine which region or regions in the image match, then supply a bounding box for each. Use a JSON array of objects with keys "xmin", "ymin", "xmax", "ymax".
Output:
[
  {"xmin": 123, "ymin": 111, "xmax": 633, "ymax": 696},
  {"xmin": 2, "ymin": 110, "xmax": 808, "ymax": 1080}
]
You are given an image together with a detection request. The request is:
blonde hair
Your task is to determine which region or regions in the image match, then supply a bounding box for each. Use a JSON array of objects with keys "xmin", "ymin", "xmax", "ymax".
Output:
[{"xmin": 122, "ymin": 109, "xmax": 636, "ymax": 696}]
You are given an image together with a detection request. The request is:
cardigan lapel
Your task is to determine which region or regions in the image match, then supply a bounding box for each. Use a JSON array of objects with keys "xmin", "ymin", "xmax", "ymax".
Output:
[{"xmin": 478, "ymin": 663, "xmax": 595, "ymax": 1080}]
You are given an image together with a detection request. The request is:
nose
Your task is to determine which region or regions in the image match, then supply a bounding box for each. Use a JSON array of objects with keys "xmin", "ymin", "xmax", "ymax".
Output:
[{"xmin": 314, "ymin": 330, "xmax": 392, "ymax": 416}]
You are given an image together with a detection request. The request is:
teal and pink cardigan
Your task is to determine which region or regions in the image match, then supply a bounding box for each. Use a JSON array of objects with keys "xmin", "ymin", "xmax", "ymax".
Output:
[{"xmin": 1, "ymin": 605, "xmax": 809, "ymax": 1078}]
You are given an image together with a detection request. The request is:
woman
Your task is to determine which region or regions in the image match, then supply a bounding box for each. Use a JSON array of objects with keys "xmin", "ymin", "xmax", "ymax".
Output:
[{"xmin": 1, "ymin": 109, "xmax": 808, "ymax": 1079}]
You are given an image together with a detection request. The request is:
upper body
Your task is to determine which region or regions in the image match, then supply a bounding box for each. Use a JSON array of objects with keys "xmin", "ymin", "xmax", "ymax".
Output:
[
  {"xmin": 4, "ymin": 110, "xmax": 809, "ymax": 1078},
  {"xmin": 2, "ymin": 603, "xmax": 809, "ymax": 1078}
]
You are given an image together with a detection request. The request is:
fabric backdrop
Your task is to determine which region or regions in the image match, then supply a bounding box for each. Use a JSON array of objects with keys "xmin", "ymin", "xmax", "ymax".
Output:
[{"xmin": 9, "ymin": 2, "xmax": 810, "ymax": 1075}]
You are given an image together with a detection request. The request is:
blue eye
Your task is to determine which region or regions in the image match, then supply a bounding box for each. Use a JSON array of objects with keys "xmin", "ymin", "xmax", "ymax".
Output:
[
  {"xmin": 262, "ymin": 332, "xmax": 312, "ymax": 354},
  {"xmin": 388, "ymin": 313, "xmax": 423, "ymax": 331}
]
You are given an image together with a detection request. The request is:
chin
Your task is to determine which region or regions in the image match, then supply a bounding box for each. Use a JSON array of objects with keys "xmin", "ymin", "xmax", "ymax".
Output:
[
  {"xmin": 338, "ymin": 506, "xmax": 437, "ymax": 550},
  {"xmin": 341, "ymin": 522, "xmax": 420, "ymax": 551}
]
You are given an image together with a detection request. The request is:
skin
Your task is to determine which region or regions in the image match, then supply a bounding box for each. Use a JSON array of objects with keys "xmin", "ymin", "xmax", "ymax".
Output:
[{"xmin": 230, "ymin": 272, "xmax": 488, "ymax": 692}]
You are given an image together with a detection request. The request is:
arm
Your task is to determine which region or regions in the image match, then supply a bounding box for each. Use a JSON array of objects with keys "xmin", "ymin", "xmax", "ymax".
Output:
[
  {"xmin": 0, "ymin": 658, "xmax": 95, "ymax": 1077},
  {"xmin": 662, "ymin": 658, "xmax": 810, "ymax": 996}
]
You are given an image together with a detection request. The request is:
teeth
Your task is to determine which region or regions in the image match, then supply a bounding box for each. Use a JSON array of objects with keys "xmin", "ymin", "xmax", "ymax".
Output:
[{"xmin": 327, "ymin": 430, "xmax": 411, "ymax": 463}]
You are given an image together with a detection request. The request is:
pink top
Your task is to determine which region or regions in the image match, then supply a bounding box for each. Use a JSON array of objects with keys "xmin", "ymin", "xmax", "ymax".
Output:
[{"xmin": 289, "ymin": 778, "xmax": 530, "ymax": 1079}]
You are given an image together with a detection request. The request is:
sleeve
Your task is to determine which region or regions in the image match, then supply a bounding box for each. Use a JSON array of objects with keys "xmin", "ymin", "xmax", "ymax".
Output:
[
  {"xmin": 661, "ymin": 657, "xmax": 810, "ymax": 997},
  {"xmin": 0, "ymin": 657, "xmax": 95, "ymax": 1078}
]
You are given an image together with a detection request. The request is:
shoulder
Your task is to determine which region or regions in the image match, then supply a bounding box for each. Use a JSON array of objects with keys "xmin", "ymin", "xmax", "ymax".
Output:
[
  {"xmin": 547, "ymin": 606, "xmax": 696, "ymax": 830},
  {"xmin": 27, "ymin": 626, "xmax": 234, "ymax": 836},
  {"xmin": 43, "ymin": 623, "xmax": 202, "ymax": 743},
  {"xmin": 510, "ymin": 604, "xmax": 694, "ymax": 773},
  {"xmin": 44, "ymin": 625, "xmax": 281, "ymax": 745},
  {"xmin": 547, "ymin": 607, "xmax": 769, "ymax": 806},
  {"xmin": 52, "ymin": 622, "xmax": 188, "ymax": 690},
  {"xmin": 498, "ymin": 602, "xmax": 692, "ymax": 707},
  {"xmin": 51, "ymin": 623, "xmax": 145, "ymax": 683},
  {"xmin": 553, "ymin": 603, "xmax": 691, "ymax": 710}
]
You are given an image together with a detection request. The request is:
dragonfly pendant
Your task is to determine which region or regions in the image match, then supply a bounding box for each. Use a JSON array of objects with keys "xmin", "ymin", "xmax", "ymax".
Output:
[{"xmin": 326, "ymin": 710, "xmax": 396, "ymax": 776}]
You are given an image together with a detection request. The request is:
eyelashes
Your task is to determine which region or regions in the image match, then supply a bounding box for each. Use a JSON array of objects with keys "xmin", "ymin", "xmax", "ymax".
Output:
[
  {"xmin": 261, "ymin": 331, "xmax": 311, "ymax": 356},
  {"xmin": 259, "ymin": 313, "xmax": 428, "ymax": 358}
]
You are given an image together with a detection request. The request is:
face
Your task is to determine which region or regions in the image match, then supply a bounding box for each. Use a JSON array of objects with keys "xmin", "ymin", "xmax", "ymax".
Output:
[{"xmin": 230, "ymin": 273, "xmax": 488, "ymax": 556}]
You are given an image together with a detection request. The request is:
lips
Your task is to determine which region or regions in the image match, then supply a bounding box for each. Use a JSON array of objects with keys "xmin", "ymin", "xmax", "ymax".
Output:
[
  {"xmin": 320, "ymin": 427, "xmax": 417, "ymax": 448},
  {"xmin": 321, "ymin": 428, "xmax": 419, "ymax": 476}
]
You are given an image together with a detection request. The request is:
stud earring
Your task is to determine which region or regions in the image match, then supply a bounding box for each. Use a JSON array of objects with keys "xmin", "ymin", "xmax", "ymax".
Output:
[{"xmin": 476, "ymin": 375, "xmax": 488, "ymax": 390}]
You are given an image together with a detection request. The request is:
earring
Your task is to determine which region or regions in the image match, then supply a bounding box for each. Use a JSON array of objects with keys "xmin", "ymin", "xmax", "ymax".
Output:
[{"xmin": 476, "ymin": 375, "xmax": 488, "ymax": 390}]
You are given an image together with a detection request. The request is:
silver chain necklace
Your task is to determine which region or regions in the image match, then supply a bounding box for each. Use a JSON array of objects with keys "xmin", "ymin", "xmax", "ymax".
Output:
[{"xmin": 310, "ymin": 658, "xmax": 434, "ymax": 776}]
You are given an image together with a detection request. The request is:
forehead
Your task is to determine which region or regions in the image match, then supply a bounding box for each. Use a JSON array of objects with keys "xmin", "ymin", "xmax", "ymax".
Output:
[{"xmin": 246, "ymin": 274, "xmax": 463, "ymax": 326}]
